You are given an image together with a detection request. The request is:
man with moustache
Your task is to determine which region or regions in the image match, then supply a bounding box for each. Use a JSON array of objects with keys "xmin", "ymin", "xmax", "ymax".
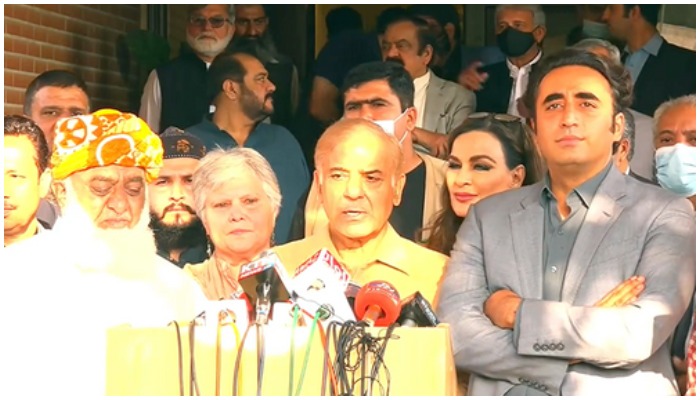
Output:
[
  {"xmin": 187, "ymin": 51, "xmax": 309, "ymax": 245},
  {"xmin": 140, "ymin": 4, "xmax": 235, "ymax": 133},
  {"xmin": 228, "ymin": 4, "xmax": 299, "ymax": 131},
  {"xmin": 0, "ymin": 109, "xmax": 205, "ymax": 396},
  {"xmin": 149, "ymin": 127, "xmax": 208, "ymax": 267}
]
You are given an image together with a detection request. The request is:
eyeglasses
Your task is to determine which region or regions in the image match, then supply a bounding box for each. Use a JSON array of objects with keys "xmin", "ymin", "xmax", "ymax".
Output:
[
  {"xmin": 188, "ymin": 16, "xmax": 231, "ymax": 29},
  {"xmin": 468, "ymin": 112, "xmax": 522, "ymax": 123}
]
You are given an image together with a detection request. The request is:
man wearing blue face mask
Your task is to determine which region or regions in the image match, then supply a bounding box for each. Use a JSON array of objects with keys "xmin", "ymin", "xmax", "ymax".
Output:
[
  {"xmin": 300, "ymin": 61, "xmax": 447, "ymax": 243},
  {"xmin": 653, "ymin": 94, "xmax": 696, "ymax": 394},
  {"xmin": 653, "ymin": 95, "xmax": 696, "ymax": 209},
  {"xmin": 459, "ymin": 5, "xmax": 546, "ymax": 118}
]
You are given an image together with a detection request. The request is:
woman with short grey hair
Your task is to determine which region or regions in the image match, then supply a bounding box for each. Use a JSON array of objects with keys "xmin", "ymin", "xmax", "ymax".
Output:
[{"xmin": 184, "ymin": 147, "xmax": 283, "ymax": 300}]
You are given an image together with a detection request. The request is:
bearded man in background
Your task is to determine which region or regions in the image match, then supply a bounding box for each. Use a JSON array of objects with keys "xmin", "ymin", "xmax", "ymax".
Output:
[{"xmin": 140, "ymin": 4, "xmax": 236, "ymax": 133}]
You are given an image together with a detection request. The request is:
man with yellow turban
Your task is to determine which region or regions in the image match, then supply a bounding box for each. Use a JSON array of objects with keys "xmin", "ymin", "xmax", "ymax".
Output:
[{"xmin": 0, "ymin": 109, "xmax": 206, "ymax": 396}]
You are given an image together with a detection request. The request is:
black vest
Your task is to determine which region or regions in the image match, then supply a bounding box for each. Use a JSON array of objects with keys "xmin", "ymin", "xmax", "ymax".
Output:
[
  {"xmin": 156, "ymin": 52, "xmax": 209, "ymax": 131},
  {"xmin": 266, "ymin": 56, "xmax": 295, "ymax": 130}
]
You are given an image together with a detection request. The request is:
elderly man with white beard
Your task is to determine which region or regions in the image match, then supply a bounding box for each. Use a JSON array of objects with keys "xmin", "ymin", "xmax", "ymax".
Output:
[
  {"xmin": 0, "ymin": 109, "xmax": 206, "ymax": 396},
  {"xmin": 140, "ymin": 4, "xmax": 236, "ymax": 133}
]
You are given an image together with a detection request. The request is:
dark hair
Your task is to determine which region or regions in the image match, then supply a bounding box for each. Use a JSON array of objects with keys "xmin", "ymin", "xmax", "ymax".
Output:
[
  {"xmin": 624, "ymin": 5, "xmax": 661, "ymax": 26},
  {"xmin": 524, "ymin": 48, "xmax": 633, "ymax": 119},
  {"xmin": 341, "ymin": 61, "xmax": 415, "ymax": 112},
  {"xmin": 407, "ymin": 4, "xmax": 461, "ymax": 43},
  {"xmin": 386, "ymin": 14, "xmax": 437, "ymax": 58},
  {"xmin": 23, "ymin": 70, "xmax": 90, "ymax": 115},
  {"xmin": 375, "ymin": 6, "xmax": 410, "ymax": 35},
  {"xmin": 326, "ymin": 6, "xmax": 363, "ymax": 38},
  {"xmin": 424, "ymin": 117, "xmax": 544, "ymax": 255},
  {"xmin": 207, "ymin": 50, "xmax": 248, "ymax": 102},
  {"xmin": 4, "ymin": 115, "xmax": 50, "ymax": 174}
]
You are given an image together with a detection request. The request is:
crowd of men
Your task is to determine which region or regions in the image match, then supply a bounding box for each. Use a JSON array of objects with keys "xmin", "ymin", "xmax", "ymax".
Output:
[{"xmin": 3, "ymin": 4, "xmax": 696, "ymax": 396}]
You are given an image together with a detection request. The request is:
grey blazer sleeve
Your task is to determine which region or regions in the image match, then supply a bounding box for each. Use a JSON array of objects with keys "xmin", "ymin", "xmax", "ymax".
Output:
[
  {"xmin": 437, "ymin": 209, "xmax": 569, "ymax": 394},
  {"xmin": 444, "ymin": 83, "xmax": 476, "ymax": 133},
  {"xmin": 513, "ymin": 196, "xmax": 696, "ymax": 368}
]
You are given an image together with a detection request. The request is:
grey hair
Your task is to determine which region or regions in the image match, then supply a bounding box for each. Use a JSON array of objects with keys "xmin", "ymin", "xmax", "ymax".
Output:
[
  {"xmin": 495, "ymin": 5, "xmax": 546, "ymax": 28},
  {"xmin": 188, "ymin": 4, "xmax": 237, "ymax": 23},
  {"xmin": 653, "ymin": 95, "xmax": 697, "ymax": 137},
  {"xmin": 192, "ymin": 147, "xmax": 281, "ymax": 221},
  {"xmin": 621, "ymin": 108, "xmax": 635, "ymax": 161},
  {"xmin": 572, "ymin": 38, "xmax": 622, "ymax": 64}
]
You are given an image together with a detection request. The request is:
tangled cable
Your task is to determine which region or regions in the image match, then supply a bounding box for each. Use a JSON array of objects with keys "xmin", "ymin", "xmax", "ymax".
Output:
[{"xmin": 327, "ymin": 321, "xmax": 397, "ymax": 396}]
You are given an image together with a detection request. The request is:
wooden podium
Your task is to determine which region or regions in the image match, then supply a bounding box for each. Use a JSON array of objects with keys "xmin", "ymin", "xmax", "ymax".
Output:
[{"xmin": 106, "ymin": 322, "xmax": 458, "ymax": 396}]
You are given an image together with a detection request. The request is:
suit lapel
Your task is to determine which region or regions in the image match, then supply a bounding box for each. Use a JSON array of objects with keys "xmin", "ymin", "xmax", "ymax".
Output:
[
  {"xmin": 509, "ymin": 184, "xmax": 545, "ymax": 299},
  {"xmin": 423, "ymin": 71, "xmax": 443, "ymax": 131},
  {"xmin": 560, "ymin": 170, "xmax": 627, "ymax": 303}
]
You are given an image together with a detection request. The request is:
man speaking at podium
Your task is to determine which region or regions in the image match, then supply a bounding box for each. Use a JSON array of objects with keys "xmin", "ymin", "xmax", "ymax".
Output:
[{"xmin": 274, "ymin": 118, "xmax": 447, "ymax": 306}]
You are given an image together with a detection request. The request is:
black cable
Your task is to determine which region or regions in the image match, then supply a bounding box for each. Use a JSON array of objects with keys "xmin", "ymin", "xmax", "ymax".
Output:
[
  {"xmin": 232, "ymin": 323, "xmax": 254, "ymax": 396},
  {"xmin": 168, "ymin": 320, "xmax": 184, "ymax": 396}
]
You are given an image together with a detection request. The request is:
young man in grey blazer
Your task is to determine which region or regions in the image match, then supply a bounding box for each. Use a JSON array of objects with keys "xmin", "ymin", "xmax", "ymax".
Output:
[{"xmin": 437, "ymin": 49, "xmax": 696, "ymax": 395}]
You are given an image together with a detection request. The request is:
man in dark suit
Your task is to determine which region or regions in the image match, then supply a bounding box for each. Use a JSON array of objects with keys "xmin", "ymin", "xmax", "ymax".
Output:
[
  {"xmin": 458, "ymin": 5, "xmax": 547, "ymax": 117},
  {"xmin": 602, "ymin": 4, "xmax": 696, "ymax": 116}
]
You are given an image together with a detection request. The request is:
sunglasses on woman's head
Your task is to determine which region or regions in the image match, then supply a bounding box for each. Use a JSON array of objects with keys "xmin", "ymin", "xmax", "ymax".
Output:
[{"xmin": 468, "ymin": 112, "xmax": 522, "ymax": 123}]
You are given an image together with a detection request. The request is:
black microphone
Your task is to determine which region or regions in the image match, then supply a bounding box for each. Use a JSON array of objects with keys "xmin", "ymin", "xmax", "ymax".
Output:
[
  {"xmin": 238, "ymin": 250, "xmax": 291, "ymax": 324},
  {"xmin": 398, "ymin": 292, "xmax": 439, "ymax": 328}
]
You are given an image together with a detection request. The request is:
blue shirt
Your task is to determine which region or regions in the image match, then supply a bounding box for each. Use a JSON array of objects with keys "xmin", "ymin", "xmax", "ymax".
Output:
[
  {"xmin": 186, "ymin": 118, "xmax": 310, "ymax": 245},
  {"xmin": 624, "ymin": 33, "xmax": 663, "ymax": 84}
]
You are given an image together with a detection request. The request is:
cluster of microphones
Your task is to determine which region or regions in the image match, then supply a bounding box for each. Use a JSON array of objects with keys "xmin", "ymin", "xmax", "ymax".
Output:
[
  {"xmin": 186, "ymin": 248, "xmax": 439, "ymax": 396},
  {"xmin": 233, "ymin": 248, "xmax": 439, "ymax": 328}
]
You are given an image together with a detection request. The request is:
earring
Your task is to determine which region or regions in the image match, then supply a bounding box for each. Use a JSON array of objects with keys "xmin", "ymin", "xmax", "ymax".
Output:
[{"xmin": 269, "ymin": 232, "xmax": 275, "ymax": 247}]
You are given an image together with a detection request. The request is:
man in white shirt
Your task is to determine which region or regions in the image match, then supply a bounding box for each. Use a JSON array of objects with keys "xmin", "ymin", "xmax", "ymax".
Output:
[
  {"xmin": 382, "ymin": 15, "xmax": 475, "ymax": 158},
  {"xmin": 139, "ymin": 4, "xmax": 235, "ymax": 133},
  {"xmin": 1, "ymin": 109, "xmax": 206, "ymax": 396}
]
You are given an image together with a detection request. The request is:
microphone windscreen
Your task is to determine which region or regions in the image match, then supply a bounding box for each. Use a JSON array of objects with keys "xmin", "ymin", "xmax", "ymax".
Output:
[{"xmin": 354, "ymin": 281, "xmax": 401, "ymax": 327}]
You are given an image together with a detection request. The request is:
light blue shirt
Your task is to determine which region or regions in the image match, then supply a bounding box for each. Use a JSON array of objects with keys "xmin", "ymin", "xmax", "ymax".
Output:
[{"xmin": 624, "ymin": 33, "xmax": 663, "ymax": 84}]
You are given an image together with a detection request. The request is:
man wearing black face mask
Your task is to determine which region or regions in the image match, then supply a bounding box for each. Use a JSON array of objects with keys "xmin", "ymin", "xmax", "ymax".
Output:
[{"xmin": 459, "ymin": 5, "xmax": 547, "ymax": 118}]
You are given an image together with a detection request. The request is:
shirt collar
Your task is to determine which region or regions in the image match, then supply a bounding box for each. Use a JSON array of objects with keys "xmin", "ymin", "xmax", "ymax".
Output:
[
  {"xmin": 541, "ymin": 161, "xmax": 613, "ymax": 208},
  {"xmin": 506, "ymin": 50, "xmax": 543, "ymax": 77},
  {"xmin": 625, "ymin": 32, "xmax": 663, "ymax": 56},
  {"xmin": 413, "ymin": 70, "xmax": 431, "ymax": 90},
  {"xmin": 312, "ymin": 224, "xmax": 409, "ymax": 274}
]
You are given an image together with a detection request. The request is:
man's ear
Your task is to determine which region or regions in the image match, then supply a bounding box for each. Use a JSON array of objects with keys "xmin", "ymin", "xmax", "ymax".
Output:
[
  {"xmin": 222, "ymin": 79, "xmax": 239, "ymax": 101},
  {"xmin": 422, "ymin": 44, "xmax": 434, "ymax": 66},
  {"xmin": 405, "ymin": 106, "xmax": 417, "ymax": 132},
  {"xmin": 612, "ymin": 111, "xmax": 624, "ymax": 142},
  {"xmin": 38, "ymin": 169, "xmax": 52, "ymax": 199},
  {"xmin": 51, "ymin": 179, "xmax": 67, "ymax": 209},
  {"xmin": 444, "ymin": 23, "xmax": 456, "ymax": 44},
  {"xmin": 392, "ymin": 173, "xmax": 407, "ymax": 207},
  {"xmin": 534, "ymin": 25, "xmax": 547, "ymax": 44}
]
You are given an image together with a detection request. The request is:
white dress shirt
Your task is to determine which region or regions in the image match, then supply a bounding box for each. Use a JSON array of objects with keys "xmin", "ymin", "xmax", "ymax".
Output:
[
  {"xmin": 413, "ymin": 70, "xmax": 431, "ymax": 128},
  {"xmin": 506, "ymin": 51, "xmax": 542, "ymax": 118}
]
